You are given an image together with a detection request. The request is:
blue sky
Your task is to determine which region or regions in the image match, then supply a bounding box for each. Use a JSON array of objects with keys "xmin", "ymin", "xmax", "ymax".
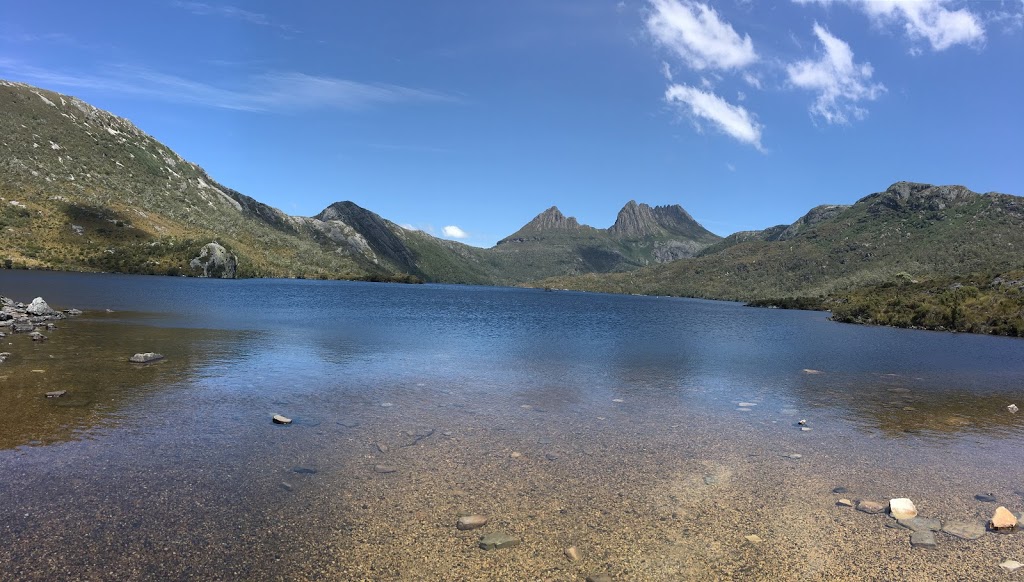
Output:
[{"xmin": 2, "ymin": 1, "xmax": 1022, "ymax": 247}]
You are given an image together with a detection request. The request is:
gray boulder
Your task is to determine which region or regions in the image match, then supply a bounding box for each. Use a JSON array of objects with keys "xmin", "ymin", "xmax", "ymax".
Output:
[
  {"xmin": 26, "ymin": 297, "xmax": 55, "ymax": 316},
  {"xmin": 189, "ymin": 242, "xmax": 238, "ymax": 279}
]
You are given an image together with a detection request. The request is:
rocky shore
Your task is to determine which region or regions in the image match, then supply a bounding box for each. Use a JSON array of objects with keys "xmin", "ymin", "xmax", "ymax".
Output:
[{"xmin": 0, "ymin": 295, "xmax": 81, "ymax": 362}]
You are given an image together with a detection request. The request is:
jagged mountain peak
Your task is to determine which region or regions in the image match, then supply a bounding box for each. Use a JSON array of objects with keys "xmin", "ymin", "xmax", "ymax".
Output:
[{"xmin": 608, "ymin": 200, "xmax": 710, "ymax": 240}]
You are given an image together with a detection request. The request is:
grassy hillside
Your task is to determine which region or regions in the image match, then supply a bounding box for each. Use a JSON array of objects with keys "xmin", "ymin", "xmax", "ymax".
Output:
[{"xmin": 0, "ymin": 80, "xmax": 381, "ymax": 279}]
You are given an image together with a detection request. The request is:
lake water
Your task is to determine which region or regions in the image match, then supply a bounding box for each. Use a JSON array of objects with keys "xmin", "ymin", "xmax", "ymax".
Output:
[{"xmin": 1, "ymin": 271, "xmax": 1022, "ymax": 580}]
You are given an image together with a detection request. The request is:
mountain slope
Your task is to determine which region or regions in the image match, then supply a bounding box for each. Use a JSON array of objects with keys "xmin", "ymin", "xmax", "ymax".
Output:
[
  {"xmin": 538, "ymin": 182, "xmax": 1024, "ymax": 302},
  {"xmin": 0, "ymin": 80, "xmax": 384, "ymax": 279}
]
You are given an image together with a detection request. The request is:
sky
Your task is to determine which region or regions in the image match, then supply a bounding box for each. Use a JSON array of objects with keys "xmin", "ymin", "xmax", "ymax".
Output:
[{"xmin": 2, "ymin": 1, "xmax": 1022, "ymax": 247}]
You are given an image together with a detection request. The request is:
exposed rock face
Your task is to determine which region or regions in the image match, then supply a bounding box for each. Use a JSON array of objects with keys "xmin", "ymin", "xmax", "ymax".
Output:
[
  {"xmin": 775, "ymin": 204, "xmax": 850, "ymax": 241},
  {"xmin": 189, "ymin": 242, "xmax": 237, "ymax": 278},
  {"xmin": 498, "ymin": 207, "xmax": 587, "ymax": 244},
  {"xmin": 868, "ymin": 181, "xmax": 979, "ymax": 213},
  {"xmin": 315, "ymin": 201, "xmax": 419, "ymax": 271},
  {"xmin": 608, "ymin": 200, "xmax": 708, "ymax": 239}
]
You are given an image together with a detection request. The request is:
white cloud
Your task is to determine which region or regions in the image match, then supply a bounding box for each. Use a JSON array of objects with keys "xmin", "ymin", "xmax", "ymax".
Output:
[
  {"xmin": 665, "ymin": 84, "xmax": 763, "ymax": 149},
  {"xmin": 646, "ymin": 0, "xmax": 758, "ymax": 70},
  {"xmin": 794, "ymin": 0, "xmax": 985, "ymax": 51},
  {"xmin": 442, "ymin": 225, "xmax": 469, "ymax": 239},
  {"xmin": 0, "ymin": 59, "xmax": 453, "ymax": 113},
  {"xmin": 742, "ymin": 72, "xmax": 762, "ymax": 89},
  {"xmin": 786, "ymin": 24, "xmax": 885, "ymax": 124}
]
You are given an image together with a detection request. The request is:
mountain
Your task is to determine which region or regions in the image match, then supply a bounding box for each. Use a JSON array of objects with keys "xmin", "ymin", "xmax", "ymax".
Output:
[
  {"xmin": 0, "ymin": 79, "xmax": 718, "ymax": 285},
  {"xmin": 491, "ymin": 201, "xmax": 721, "ymax": 282},
  {"xmin": 538, "ymin": 181, "xmax": 1024, "ymax": 305}
]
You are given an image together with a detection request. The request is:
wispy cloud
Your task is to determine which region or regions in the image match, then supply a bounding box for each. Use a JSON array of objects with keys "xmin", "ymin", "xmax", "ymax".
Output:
[
  {"xmin": 442, "ymin": 225, "xmax": 469, "ymax": 239},
  {"xmin": 646, "ymin": 0, "xmax": 758, "ymax": 70},
  {"xmin": 786, "ymin": 24, "xmax": 885, "ymax": 124},
  {"xmin": 665, "ymin": 84, "xmax": 764, "ymax": 150},
  {"xmin": 172, "ymin": 1, "xmax": 297, "ymax": 32},
  {"xmin": 794, "ymin": 0, "xmax": 985, "ymax": 51},
  {"xmin": 0, "ymin": 59, "xmax": 455, "ymax": 113}
]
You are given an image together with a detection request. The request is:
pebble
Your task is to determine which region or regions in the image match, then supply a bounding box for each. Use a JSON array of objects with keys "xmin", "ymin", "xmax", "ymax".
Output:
[
  {"xmin": 800, "ymin": 427, "xmax": 812, "ymax": 431},
  {"xmin": 990, "ymin": 506, "xmax": 1018, "ymax": 532},
  {"xmin": 129, "ymin": 352, "xmax": 164, "ymax": 363},
  {"xmin": 898, "ymin": 517, "xmax": 942, "ymax": 532},
  {"xmin": 456, "ymin": 515, "xmax": 487, "ymax": 531},
  {"xmin": 889, "ymin": 498, "xmax": 918, "ymax": 520},
  {"xmin": 974, "ymin": 493, "xmax": 997, "ymax": 503},
  {"xmin": 280, "ymin": 482, "xmax": 294, "ymax": 492},
  {"xmin": 509, "ymin": 451, "xmax": 522, "ymax": 459},
  {"xmin": 744, "ymin": 534, "xmax": 763, "ymax": 544},
  {"xmin": 373, "ymin": 464, "xmax": 398, "ymax": 474},
  {"xmin": 376, "ymin": 442, "xmax": 389, "ymax": 453},
  {"xmin": 832, "ymin": 487, "xmax": 849, "ymax": 494},
  {"xmin": 272, "ymin": 415, "xmax": 292, "ymax": 425},
  {"xmin": 545, "ymin": 453, "xmax": 559, "ymax": 461},
  {"xmin": 856, "ymin": 501, "xmax": 886, "ymax": 515},
  {"xmin": 45, "ymin": 390, "xmax": 66, "ymax": 398},
  {"xmin": 1001, "ymin": 560, "xmax": 1023, "ymax": 573},
  {"xmin": 478, "ymin": 532, "xmax": 520, "ymax": 550},
  {"xmin": 586, "ymin": 575, "xmax": 612, "ymax": 582},
  {"xmin": 738, "ymin": 402, "xmax": 757, "ymax": 407},
  {"xmin": 380, "ymin": 402, "xmax": 394, "ymax": 408},
  {"xmin": 1009, "ymin": 404, "xmax": 1019, "ymax": 413},
  {"xmin": 802, "ymin": 369, "xmax": 823, "ymax": 374},
  {"xmin": 564, "ymin": 546, "xmax": 581, "ymax": 561},
  {"xmin": 942, "ymin": 521, "xmax": 986, "ymax": 540},
  {"xmin": 292, "ymin": 467, "xmax": 317, "ymax": 474},
  {"xmin": 910, "ymin": 530, "xmax": 937, "ymax": 549},
  {"xmin": 611, "ymin": 398, "xmax": 624, "ymax": 403},
  {"xmin": 836, "ymin": 499, "xmax": 855, "ymax": 508},
  {"xmin": 785, "ymin": 453, "xmax": 802, "ymax": 459},
  {"xmin": 703, "ymin": 475, "xmax": 719, "ymax": 486},
  {"xmin": 737, "ymin": 407, "xmax": 752, "ymax": 412}
]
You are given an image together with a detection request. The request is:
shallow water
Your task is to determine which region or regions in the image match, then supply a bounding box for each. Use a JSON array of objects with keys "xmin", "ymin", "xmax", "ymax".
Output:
[{"xmin": 1, "ymin": 271, "xmax": 1022, "ymax": 580}]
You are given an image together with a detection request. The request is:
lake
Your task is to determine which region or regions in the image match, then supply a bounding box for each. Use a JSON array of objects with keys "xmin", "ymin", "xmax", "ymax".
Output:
[{"xmin": 1, "ymin": 270, "xmax": 1022, "ymax": 580}]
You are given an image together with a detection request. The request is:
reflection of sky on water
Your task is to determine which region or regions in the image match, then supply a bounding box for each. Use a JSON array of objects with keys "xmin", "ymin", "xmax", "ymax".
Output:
[{"xmin": 3, "ymin": 270, "xmax": 1024, "ymax": 446}]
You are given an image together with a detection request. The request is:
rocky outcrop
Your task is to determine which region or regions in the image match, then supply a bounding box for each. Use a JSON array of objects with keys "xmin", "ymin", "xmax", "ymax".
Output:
[
  {"xmin": 609, "ymin": 200, "xmax": 708, "ymax": 240},
  {"xmin": 189, "ymin": 242, "xmax": 238, "ymax": 278},
  {"xmin": 775, "ymin": 204, "xmax": 850, "ymax": 241},
  {"xmin": 314, "ymin": 201, "xmax": 420, "ymax": 273},
  {"xmin": 866, "ymin": 182, "xmax": 979, "ymax": 213}
]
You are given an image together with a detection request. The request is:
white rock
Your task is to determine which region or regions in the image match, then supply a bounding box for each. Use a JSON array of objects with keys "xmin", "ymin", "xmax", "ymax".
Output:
[
  {"xmin": 26, "ymin": 297, "xmax": 55, "ymax": 316},
  {"xmin": 272, "ymin": 414, "xmax": 292, "ymax": 425},
  {"xmin": 1009, "ymin": 404, "xmax": 1019, "ymax": 413},
  {"xmin": 1000, "ymin": 560, "xmax": 1022, "ymax": 572},
  {"xmin": 889, "ymin": 498, "xmax": 918, "ymax": 520}
]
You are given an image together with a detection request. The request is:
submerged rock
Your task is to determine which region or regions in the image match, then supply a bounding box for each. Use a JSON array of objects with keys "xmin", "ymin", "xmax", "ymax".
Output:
[
  {"xmin": 975, "ymin": 493, "xmax": 997, "ymax": 503},
  {"xmin": 373, "ymin": 464, "xmax": 398, "ymax": 474},
  {"xmin": 1001, "ymin": 560, "xmax": 1023, "ymax": 573},
  {"xmin": 989, "ymin": 506, "xmax": 1018, "ymax": 532},
  {"xmin": 456, "ymin": 515, "xmax": 487, "ymax": 531},
  {"xmin": 910, "ymin": 530, "xmax": 937, "ymax": 549},
  {"xmin": 45, "ymin": 390, "xmax": 66, "ymax": 398},
  {"xmin": 889, "ymin": 498, "xmax": 918, "ymax": 520},
  {"xmin": 856, "ymin": 500, "xmax": 886, "ymax": 515},
  {"xmin": 272, "ymin": 414, "xmax": 292, "ymax": 425},
  {"xmin": 129, "ymin": 352, "xmax": 164, "ymax": 363},
  {"xmin": 942, "ymin": 521, "xmax": 986, "ymax": 540},
  {"xmin": 478, "ymin": 532, "xmax": 520, "ymax": 550},
  {"xmin": 898, "ymin": 516, "xmax": 942, "ymax": 532}
]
